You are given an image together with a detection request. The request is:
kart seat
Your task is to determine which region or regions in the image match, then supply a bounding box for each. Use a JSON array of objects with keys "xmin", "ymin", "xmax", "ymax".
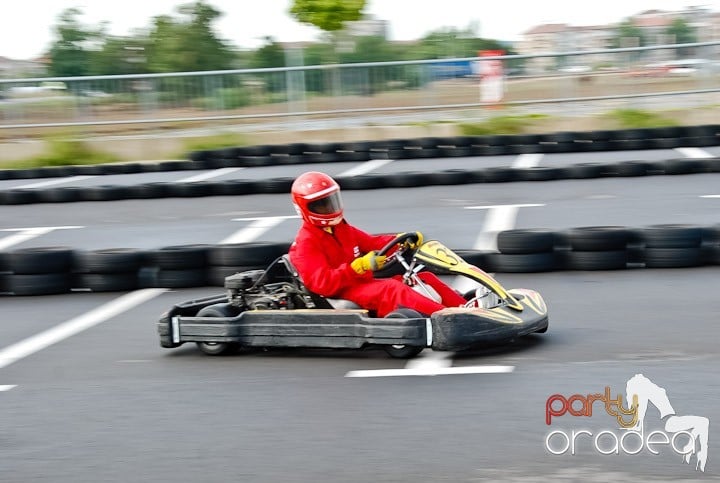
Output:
[
  {"xmin": 326, "ymin": 298, "xmax": 362, "ymax": 310},
  {"xmin": 281, "ymin": 255, "xmax": 362, "ymax": 310}
]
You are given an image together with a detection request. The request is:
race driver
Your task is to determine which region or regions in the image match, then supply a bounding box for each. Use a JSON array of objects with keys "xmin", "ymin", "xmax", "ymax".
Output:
[{"xmin": 288, "ymin": 171, "xmax": 467, "ymax": 317}]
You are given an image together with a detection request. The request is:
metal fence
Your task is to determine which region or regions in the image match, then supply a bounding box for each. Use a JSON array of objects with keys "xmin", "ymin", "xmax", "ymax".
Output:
[{"xmin": 1, "ymin": 41, "xmax": 719, "ymax": 129}]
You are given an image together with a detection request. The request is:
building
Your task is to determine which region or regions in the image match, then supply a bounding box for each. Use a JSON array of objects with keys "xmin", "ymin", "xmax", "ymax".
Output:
[
  {"xmin": 0, "ymin": 56, "xmax": 47, "ymax": 78},
  {"xmin": 517, "ymin": 6, "xmax": 719, "ymax": 72}
]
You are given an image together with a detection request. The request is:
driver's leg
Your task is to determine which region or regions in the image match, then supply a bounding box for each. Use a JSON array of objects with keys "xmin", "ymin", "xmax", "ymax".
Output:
[
  {"xmin": 340, "ymin": 279, "xmax": 445, "ymax": 317},
  {"xmin": 417, "ymin": 272, "xmax": 466, "ymax": 306}
]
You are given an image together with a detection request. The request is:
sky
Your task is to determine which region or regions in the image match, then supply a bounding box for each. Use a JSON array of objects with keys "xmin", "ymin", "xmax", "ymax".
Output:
[{"xmin": 1, "ymin": 0, "xmax": 719, "ymax": 60}]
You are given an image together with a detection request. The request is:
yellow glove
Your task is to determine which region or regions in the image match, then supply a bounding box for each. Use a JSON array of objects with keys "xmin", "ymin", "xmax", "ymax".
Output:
[
  {"xmin": 351, "ymin": 251, "xmax": 386, "ymax": 274},
  {"xmin": 399, "ymin": 231, "xmax": 424, "ymax": 250}
]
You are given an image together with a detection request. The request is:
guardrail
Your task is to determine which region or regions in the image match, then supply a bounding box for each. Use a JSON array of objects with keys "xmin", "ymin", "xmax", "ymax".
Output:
[
  {"xmin": 1, "ymin": 225, "xmax": 718, "ymax": 296},
  {"xmin": 2, "ymin": 41, "xmax": 720, "ymax": 128}
]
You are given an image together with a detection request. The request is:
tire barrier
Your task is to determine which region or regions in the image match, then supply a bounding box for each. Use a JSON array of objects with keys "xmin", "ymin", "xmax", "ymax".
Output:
[
  {"xmin": 0, "ymin": 225, "xmax": 717, "ymax": 296},
  {"xmin": 1, "ymin": 156, "xmax": 719, "ymax": 206},
  {"xmin": 0, "ymin": 125, "xmax": 718, "ymax": 182}
]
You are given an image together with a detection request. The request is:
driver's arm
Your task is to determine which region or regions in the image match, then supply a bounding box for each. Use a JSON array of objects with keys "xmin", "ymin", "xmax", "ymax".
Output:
[{"xmin": 290, "ymin": 240, "xmax": 372, "ymax": 297}]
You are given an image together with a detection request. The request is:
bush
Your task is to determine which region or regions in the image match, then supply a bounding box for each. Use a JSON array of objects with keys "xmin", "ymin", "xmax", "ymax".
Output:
[
  {"xmin": 191, "ymin": 87, "xmax": 252, "ymax": 110},
  {"xmin": 458, "ymin": 114, "xmax": 549, "ymax": 135},
  {"xmin": 181, "ymin": 133, "xmax": 248, "ymax": 152},
  {"xmin": 607, "ymin": 109, "xmax": 678, "ymax": 128},
  {"xmin": 4, "ymin": 136, "xmax": 118, "ymax": 169}
]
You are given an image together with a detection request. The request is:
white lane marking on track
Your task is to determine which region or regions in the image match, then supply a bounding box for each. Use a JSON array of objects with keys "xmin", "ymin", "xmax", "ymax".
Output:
[
  {"xmin": 12, "ymin": 176, "xmax": 96, "ymax": 190},
  {"xmin": 455, "ymin": 203, "xmax": 545, "ymax": 294},
  {"xmin": 336, "ymin": 159, "xmax": 394, "ymax": 177},
  {"xmin": 0, "ymin": 288, "xmax": 166, "ymax": 370},
  {"xmin": 512, "ymin": 153, "xmax": 544, "ymax": 169},
  {"xmin": 405, "ymin": 350, "xmax": 453, "ymax": 370},
  {"xmin": 675, "ymin": 147, "xmax": 715, "ymax": 159},
  {"xmin": 345, "ymin": 365, "xmax": 515, "ymax": 378},
  {"xmin": 701, "ymin": 195, "xmax": 720, "ymax": 198},
  {"xmin": 220, "ymin": 216, "xmax": 296, "ymax": 244},
  {"xmin": 0, "ymin": 385, "xmax": 17, "ymax": 391},
  {"xmin": 0, "ymin": 226, "xmax": 83, "ymax": 250},
  {"xmin": 177, "ymin": 167, "xmax": 243, "ymax": 183}
]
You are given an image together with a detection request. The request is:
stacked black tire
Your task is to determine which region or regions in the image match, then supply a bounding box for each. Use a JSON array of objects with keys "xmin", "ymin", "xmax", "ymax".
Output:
[
  {"xmin": 2, "ymin": 247, "xmax": 74, "ymax": 295},
  {"xmin": 206, "ymin": 242, "xmax": 290, "ymax": 286},
  {"xmin": 561, "ymin": 227, "xmax": 631, "ymax": 270},
  {"xmin": 73, "ymin": 249, "xmax": 143, "ymax": 292},
  {"xmin": 490, "ymin": 229, "xmax": 558, "ymax": 272},
  {"xmin": 143, "ymin": 245, "xmax": 210, "ymax": 288},
  {"xmin": 640, "ymin": 225, "xmax": 709, "ymax": 268}
]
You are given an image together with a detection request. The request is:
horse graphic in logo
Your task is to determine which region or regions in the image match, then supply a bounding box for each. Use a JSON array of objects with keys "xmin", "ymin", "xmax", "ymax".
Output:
[{"xmin": 626, "ymin": 374, "xmax": 709, "ymax": 472}]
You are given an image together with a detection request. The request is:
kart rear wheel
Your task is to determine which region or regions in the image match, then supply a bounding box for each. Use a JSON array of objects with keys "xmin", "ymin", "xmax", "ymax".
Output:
[
  {"xmin": 195, "ymin": 304, "xmax": 241, "ymax": 356},
  {"xmin": 383, "ymin": 309, "xmax": 425, "ymax": 359},
  {"xmin": 197, "ymin": 341, "xmax": 238, "ymax": 356}
]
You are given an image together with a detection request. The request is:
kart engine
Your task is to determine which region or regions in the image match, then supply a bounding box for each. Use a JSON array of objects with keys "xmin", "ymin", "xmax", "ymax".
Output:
[{"xmin": 224, "ymin": 270, "xmax": 312, "ymax": 310}]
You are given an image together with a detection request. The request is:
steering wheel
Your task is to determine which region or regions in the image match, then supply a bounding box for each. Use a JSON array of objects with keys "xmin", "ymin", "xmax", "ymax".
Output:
[{"xmin": 377, "ymin": 232, "xmax": 422, "ymax": 269}]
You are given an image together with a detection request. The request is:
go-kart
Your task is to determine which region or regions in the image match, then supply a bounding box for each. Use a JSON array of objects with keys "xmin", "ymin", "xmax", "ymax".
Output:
[{"xmin": 157, "ymin": 233, "xmax": 548, "ymax": 358}]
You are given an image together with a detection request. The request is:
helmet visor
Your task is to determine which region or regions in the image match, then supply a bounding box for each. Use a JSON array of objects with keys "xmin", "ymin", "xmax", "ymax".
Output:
[{"xmin": 307, "ymin": 191, "xmax": 343, "ymax": 215}]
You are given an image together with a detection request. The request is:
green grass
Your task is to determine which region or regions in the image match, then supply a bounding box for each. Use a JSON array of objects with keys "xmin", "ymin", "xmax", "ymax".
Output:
[
  {"xmin": 180, "ymin": 133, "xmax": 248, "ymax": 152},
  {"xmin": 457, "ymin": 114, "xmax": 550, "ymax": 135},
  {"xmin": 605, "ymin": 108, "xmax": 678, "ymax": 128},
  {"xmin": 3, "ymin": 136, "xmax": 119, "ymax": 169}
]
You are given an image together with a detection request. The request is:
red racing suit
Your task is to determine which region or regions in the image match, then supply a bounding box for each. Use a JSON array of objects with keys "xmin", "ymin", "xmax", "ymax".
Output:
[{"xmin": 288, "ymin": 220, "xmax": 466, "ymax": 317}]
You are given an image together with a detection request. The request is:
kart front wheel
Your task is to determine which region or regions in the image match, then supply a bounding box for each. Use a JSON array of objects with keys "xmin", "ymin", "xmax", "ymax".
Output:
[
  {"xmin": 384, "ymin": 344, "xmax": 424, "ymax": 359},
  {"xmin": 383, "ymin": 309, "xmax": 425, "ymax": 359}
]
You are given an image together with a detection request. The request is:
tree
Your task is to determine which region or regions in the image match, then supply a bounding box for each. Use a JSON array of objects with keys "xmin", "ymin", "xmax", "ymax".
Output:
[
  {"xmin": 145, "ymin": 1, "xmax": 233, "ymax": 73},
  {"xmin": 251, "ymin": 37, "xmax": 286, "ymax": 69},
  {"xmin": 289, "ymin": 0, "xmax": 366, "ymax": 33},
  {"xmin": 90, "ymin": 36, "xmax": 147, "ymax": 76},
  {"xmin": 613, "ymin": 20, "xmax": 647, "ymax": 49},
  {"xmin": 665, "ymin": 18, "xmax": 697, "ymax": 57},
  {"xmin": 49, "ymin": 8, "xmax": 103, "ymax": 77},
  {"xmin": 666, "ymin": 18, "xmax": 697, "ymax": 45}
]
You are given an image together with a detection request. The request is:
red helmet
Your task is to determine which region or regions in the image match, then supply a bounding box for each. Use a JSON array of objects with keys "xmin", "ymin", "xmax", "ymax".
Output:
[{"xmin": 291, "ymin": 171, "xmax": 344, "ymax": 226}]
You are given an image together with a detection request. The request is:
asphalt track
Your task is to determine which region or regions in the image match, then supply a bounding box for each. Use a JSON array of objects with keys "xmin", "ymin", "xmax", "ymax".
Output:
[{"xmin": 0, "ymin": 146, "xmax": 718, "ymax": 482}]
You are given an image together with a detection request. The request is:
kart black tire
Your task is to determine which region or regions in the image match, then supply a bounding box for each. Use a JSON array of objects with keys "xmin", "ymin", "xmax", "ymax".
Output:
[
  {"xmin": 7, "ymin": 247, "xmax": 74, "ymax": 275},
  {"xmin": 564, "ymin": 250, "xmax": 628, "ymax": 271},
  {"xmin": 195, "ymin": 304, "xmax": 242, "ymax": 355},
  {"xmin": 383, "ymin": 309, "xmax": 425, "ymax": 359},
  {"xmin": 497, "ymin": 229, "xmax": 555, "ymax": 255},
  {"xmin": 641, "ymin": 224, "xmax": 703, "ymax": 248},
  {"xmin": 565, "ymin": 226, "xmax": 631, "ymax": 251}
]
